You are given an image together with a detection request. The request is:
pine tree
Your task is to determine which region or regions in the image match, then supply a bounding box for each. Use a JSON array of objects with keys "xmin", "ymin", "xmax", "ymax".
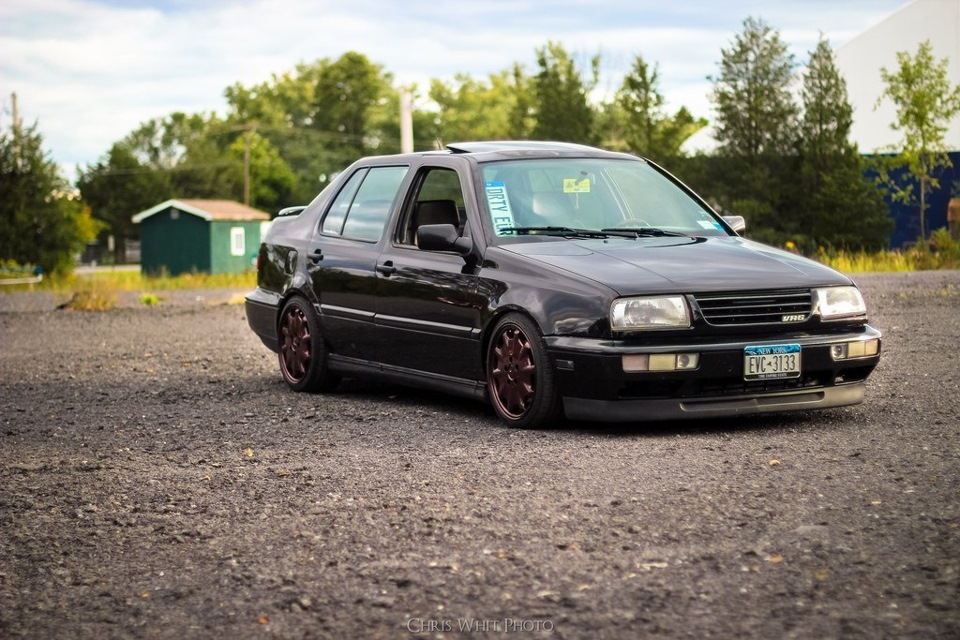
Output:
[
  {"xmin": 0, "ymin": 124, "xmax": 98, "ymax": 274},
  {"xmin": 798, "ymin": 38, "xmax": 891, "ymax": 250},
  {"xmin": 709, "ymin": 17, "xmax": 799, "ymax": 234},
  {"xmin": 530, "ymin": 42, "xmax": 599, "ymax": 144}
]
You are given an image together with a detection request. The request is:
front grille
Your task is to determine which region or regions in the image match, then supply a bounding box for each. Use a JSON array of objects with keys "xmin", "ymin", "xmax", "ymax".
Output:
[{"xmin": 694, "ymin": 289, "xmax": 812, "ymax": 326}]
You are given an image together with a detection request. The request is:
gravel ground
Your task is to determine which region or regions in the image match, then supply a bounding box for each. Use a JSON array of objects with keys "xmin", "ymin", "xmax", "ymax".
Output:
[{"xmin": 1, "ymin": 271, "xmax": 958, "ymax": 639}]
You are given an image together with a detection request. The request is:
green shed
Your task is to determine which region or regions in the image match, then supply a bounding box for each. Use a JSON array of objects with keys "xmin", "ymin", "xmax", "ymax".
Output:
[{"xmin": 132, "ymin": 199, "xmax": 271, "ymax": 275}]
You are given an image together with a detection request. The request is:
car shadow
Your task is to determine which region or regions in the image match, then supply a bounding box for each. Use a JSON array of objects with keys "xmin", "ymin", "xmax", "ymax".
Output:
[{"xmin": 314, "ymin": 377, "xmax": 842, "ymax": 439}]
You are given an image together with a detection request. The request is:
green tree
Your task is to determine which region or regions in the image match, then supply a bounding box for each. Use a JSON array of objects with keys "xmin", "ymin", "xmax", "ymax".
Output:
[
  {"xmin": 508, "ymin": 63, "xmax": 535, "ymax": 139},
  {"xmin": 312, "ymin": 52, "xmax": 393, "ymax": 155},
  {"xmin": 0, "ymin": 125, "xmax": 98, "ymax": 274},
  {"xmin": 710, "ymin": 17, "xmax": 799, "ymax": 234},
  {"xmin": 430, "ymin": 71, "xmax": 518, "ymax": 143},
  {"xmin": 798, "ymin": 38, "xmax": 891, "ymax": 250},
  {"xmin": 226, "ymin": 63, "xmax": 338, "ymax": 204},
  {"xmin": 114, "ymin": 111, "xmax": 295, "ymax": 210},
  {"xmin": 77, "ymin": 142, "xmax": 172, "ymax": 263},
  {"xmin": 224, "ymin": 53, "xmax": 396, "ymax": 204},
  {"xmin": 608, "ymin": 54, "xmax": 707, "ymax": 162},
  {"xmin": 120, "ymin": 112, "xmax": 240, "ymax": 200},
  {"xmin": 530, "ymin": 42, "xmax": 599, "ymax": 143},
  {"xmin": 615, "ymin": 55, "xmax": 663, "ymax": 156},
  {"xmin": 877, "ymin": 40, "xmax": 960, "ymax": 240},
  {"xmin": 226, "ymin": 129, "xmax": 297, "ymax": 205}
]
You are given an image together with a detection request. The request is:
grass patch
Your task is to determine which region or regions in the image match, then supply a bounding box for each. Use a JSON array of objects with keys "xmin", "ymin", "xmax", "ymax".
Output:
[
  {"xmin": 815, "ymin": 249, "xmax": 916, "ymax": 272},
  {"xmin": 39, "ymin": 269, "xmax": 256, "ymax": 293},
  {"xmin": 139, "ymin": 292, "xmax": 162, "ymax": 306},
  {"xmin": 816, "ymin": 230, "xmax": 960, "ymax": 273},
  {"xmin": 60, "ymin": 287, "xmax": 118, "ymax": 311}
]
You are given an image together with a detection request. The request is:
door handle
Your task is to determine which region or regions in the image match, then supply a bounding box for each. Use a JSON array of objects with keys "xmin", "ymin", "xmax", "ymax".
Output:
[
  {"xmin": 309, "ymin": 249, "xmax": 323, "ymax": 263},
  {"xmin": 376, "ymin": 261, "xmax": 396, "ymax": 276}
]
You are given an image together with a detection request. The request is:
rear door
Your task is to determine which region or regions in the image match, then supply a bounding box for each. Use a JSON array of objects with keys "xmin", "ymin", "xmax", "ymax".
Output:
[{"xmin": 307, "ymin": 164, "xmax": 408, "ymax": 361}]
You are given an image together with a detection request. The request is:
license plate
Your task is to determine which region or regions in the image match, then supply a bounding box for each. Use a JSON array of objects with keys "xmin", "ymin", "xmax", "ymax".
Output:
[{"xmin": 744, "ymin": 344, "xmax": 801, "ymax": 380}]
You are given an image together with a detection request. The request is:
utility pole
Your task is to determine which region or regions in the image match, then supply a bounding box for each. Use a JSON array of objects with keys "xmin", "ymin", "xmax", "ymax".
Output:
[
  {"xmin": 243, "ymin": 126, "xmax": 252, "ymax": 206},
  {"xmin": 400, "ymin": 88, "xmax": 413, "ymax": 154},
  {"xmin": 11, "ymin": 92, "xmax": 21, "ymax": 170},
  {"xmin": 241, "ymin": 123, "xmax": 259, "ymax": 206}
]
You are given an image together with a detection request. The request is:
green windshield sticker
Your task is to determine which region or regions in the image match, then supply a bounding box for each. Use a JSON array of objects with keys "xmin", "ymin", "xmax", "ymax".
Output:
[
  {"xmin": 563, "ymin": 177, "xmax": 591, "ymax": 193},
  {"xmin": 486, "ymin": 181, "xmax": 516, "ymax": 236}
]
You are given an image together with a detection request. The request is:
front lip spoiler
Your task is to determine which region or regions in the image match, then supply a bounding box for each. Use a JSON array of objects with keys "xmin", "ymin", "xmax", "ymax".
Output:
[{"xmin": 562, "ymin": 382, "xmax": 866, "ymax": 422}]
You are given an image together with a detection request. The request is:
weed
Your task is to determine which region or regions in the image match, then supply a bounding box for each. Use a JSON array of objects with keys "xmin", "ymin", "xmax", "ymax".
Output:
[{"xmin": 61, "ymin": 287, "xmax": 117, "ymax": 311}]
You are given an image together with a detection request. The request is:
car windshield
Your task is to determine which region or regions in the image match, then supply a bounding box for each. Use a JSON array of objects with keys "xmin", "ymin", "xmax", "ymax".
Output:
[{"xmin": 481, "ymin": 158, "xmax": 728, "ymax": 240}]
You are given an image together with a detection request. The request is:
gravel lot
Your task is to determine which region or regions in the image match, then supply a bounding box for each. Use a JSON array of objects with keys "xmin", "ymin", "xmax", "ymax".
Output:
[{"xmin": 1, "ymin": 271, "xmax": 958, "ymax": 639}]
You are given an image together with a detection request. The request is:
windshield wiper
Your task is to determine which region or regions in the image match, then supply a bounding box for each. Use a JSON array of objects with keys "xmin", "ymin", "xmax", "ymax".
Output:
[
  {"xmin": 600, "ymin": 227, "xmax": 688, "ymax": 238},
  {"xmin": 499, "ymin": 226, "xmax": 610, "ymax": 239}
]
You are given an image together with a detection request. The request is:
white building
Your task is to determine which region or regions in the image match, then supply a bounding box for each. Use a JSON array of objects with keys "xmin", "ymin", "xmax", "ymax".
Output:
[
  {"xmin": 838, "ymin": 0, "xmax": 959, "ymax": 154},
  {"xmin": 682, "ymin": 0, "xmax": 960, "ymax": 155}
]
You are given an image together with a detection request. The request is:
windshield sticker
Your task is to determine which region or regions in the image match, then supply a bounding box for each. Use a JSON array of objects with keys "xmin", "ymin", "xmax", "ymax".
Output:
[
  {"xmin": 485, "ymin": 181, "xmax": 516, "ymax": 236},
  {"xmin": 698, "ymin": 220, "xmax": 724, "ymax": 230},
  {"xmin": 563, "ymin": 178, "xmax": 591, "ymax": 193}
]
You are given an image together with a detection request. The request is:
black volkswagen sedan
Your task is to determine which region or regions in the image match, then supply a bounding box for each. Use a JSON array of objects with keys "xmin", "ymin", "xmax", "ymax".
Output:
[{"xmin": 245, "ymin": 141, "xmax": 881, "ymax": 428}]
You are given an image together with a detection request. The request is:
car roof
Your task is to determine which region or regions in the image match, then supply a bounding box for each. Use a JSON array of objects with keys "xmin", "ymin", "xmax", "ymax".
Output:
[
  {"xmin": 446, "ymin": 141, "xmax": 602, "ymax": 154},
  {"xmin": 444, "ymin": 140, "xmax": 637, "ymax": 162},
  {"xmin": 356, "ymin": 140, "xmax": 642, "ymax": 166}
]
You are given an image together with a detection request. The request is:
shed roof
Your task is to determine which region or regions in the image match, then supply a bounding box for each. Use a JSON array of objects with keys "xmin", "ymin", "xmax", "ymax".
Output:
[{"xmin": 132, "ymin": 199, "xmax": 271, "ymax": 223}]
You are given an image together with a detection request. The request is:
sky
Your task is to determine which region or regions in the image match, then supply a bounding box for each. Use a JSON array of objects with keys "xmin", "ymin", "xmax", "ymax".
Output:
[{"xmin": 1, "ymin": 0, "xmax": 909, "ymax": 179}]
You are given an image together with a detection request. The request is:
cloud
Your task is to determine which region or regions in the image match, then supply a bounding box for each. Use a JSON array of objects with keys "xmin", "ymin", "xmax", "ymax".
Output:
[{"xmin": 0, "ymin": 0, "xmax": 906, "ymax": 178}]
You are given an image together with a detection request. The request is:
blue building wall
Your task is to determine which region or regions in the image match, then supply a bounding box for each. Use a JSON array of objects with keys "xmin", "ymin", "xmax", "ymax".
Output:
[{"xmin": 885, "ymin": 151, "xmax": 959, "ymax": 247}]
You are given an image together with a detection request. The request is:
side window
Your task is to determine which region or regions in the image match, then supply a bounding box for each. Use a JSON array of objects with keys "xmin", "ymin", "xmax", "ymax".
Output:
[
  {"xmin": 396, "ymin": 167, "xmax": 466, "ymax": 246},
  {"xmin": 321, "ymin": 166, "xmax": 408, "ymax": 242},
  {"xmin": 321, "ymin": 169, "xmax": 366, "ymax": 236}
]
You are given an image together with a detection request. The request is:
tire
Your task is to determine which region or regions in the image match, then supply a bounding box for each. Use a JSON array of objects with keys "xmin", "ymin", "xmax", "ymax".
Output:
[
  {"xmin": 277, "ymin": 297, "xmax": 340, "ymax": 393},
  {"xmin": 486, "ymin": 313, "xmax": 562, "ymax": 428}
]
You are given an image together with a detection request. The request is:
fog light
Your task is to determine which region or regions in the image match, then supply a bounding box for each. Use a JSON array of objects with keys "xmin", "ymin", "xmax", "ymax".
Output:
[
  {"xmin": 622, "ymin": 353, "xmax": 699, "ymax": 372},
  {"xmin": 830, "ymin": 339, "xmax": 879, "ymax": 361}
]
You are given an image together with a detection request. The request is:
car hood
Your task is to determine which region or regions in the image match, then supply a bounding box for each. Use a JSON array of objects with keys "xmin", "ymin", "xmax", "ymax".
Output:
[{"xmin": 499, "ymin": 235, "xmax": 852, "ymax": 295}]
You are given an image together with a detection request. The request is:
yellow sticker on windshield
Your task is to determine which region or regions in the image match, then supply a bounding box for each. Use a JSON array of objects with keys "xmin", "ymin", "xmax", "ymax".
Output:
[{"xmin": 563, "ymin": 178, "xmax": 591, "ymax": 193}]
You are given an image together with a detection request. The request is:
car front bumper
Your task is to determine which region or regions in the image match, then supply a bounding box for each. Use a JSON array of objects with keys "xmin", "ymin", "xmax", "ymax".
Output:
[{"xmin": 545, "ymin": 326, "xmax": 882, "ymax": 422}]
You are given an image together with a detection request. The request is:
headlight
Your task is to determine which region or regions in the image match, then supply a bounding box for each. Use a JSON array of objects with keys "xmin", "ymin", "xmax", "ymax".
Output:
[
  {"xmin": 816, "ymin": 286, "xmax": 866, "ymax": 320},
  {"xmin": 611, "ymin": 296, "xmax": 690, "ymax": 331}
]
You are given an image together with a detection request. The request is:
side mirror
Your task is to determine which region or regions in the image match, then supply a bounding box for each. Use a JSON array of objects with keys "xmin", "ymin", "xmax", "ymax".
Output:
[
  {"xmin": 416, "ymin": 224, "xmax": 473, "ymax": 257},
  {"xmin": 722, "ymin": 215, "xmax": 746, "ymax": 233}
]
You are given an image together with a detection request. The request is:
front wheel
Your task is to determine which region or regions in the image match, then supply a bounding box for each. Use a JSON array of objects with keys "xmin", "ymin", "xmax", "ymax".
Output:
[
  {"xmin": 277, "ymin": 297, "xmax": 340, "ymax": 392},
  {"xmin": 486, "ymin": 314, "xmax": 562, "ymax": 428}
]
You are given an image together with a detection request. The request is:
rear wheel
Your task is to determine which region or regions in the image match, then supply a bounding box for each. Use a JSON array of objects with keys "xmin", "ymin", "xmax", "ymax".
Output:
[
  {"xmin": 486, "ymin": 314, "xmax": 562, "ymax": 428},
  {"xmin": 277, "ymin": 297, "xmax": 339, "ymax": 392}
]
